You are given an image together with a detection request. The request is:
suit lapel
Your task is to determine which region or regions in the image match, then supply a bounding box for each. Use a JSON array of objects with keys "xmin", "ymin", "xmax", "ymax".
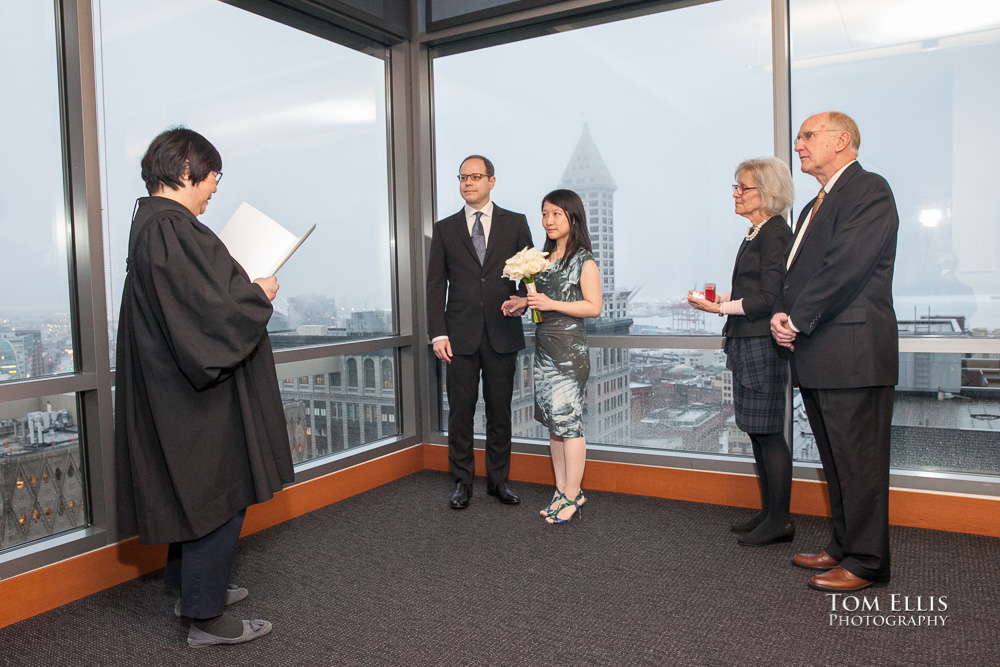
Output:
[
  {"xmin": 449, "ymin": 209, "xmax": 480, "ymax": 265},
  {"xmin": 788, "ymin": 162, "xmax": 862, "ymax": 271},
  {"xmin": 787, "ymin": 207, "xmax": 813, "ymax": 271},
  {"xmin": 731, "ymin": 238, "xmax": 749, "ymax": 286},
  {"xmin": 734, "ymin": 235, "xmax": 751, "ymax": 267}
]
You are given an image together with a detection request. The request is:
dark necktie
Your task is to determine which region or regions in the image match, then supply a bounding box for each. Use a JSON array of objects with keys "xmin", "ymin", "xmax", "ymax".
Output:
[{"xmin": 472, "ymin": 211, "xmax": 486, "ymax": 264}]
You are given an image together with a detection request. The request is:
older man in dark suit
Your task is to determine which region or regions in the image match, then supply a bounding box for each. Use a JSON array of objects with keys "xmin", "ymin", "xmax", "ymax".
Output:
[
  {"xmin": 771, "ymin": 112, "xmax": 899, "ymax": 591},
  {"xmin": 427, "ymin": 155, "xmax": 533, "ymax": 509}
]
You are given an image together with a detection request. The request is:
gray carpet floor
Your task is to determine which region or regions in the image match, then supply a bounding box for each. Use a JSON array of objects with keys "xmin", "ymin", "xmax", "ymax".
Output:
[{"xmin": 1, "ymin": 469, "xmax": 998, "ymax": 666}]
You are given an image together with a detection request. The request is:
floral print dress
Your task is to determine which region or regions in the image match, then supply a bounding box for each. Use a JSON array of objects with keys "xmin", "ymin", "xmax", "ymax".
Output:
[{"xmin": 532, "ymin": 249, "xmax": 594, "ymax": 437}]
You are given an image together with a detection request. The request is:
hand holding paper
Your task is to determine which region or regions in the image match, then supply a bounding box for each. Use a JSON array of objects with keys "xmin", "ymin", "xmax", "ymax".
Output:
[{"xmin": 253, "ymin": 276, "xmax": 279, "ymax": 301}]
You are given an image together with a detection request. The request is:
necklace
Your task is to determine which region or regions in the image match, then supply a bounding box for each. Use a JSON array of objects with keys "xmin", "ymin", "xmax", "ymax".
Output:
[{"xmin": 745, "ymin": 217, "xmax": 769, "ymax": 241}]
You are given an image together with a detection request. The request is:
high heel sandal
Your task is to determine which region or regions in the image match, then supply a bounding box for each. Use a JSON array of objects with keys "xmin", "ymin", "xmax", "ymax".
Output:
[
  {"xmin": 546, "ymin": 490, "xmax": 585, "ymax": 525},
  {"xmin": 540, "ymin": 490, "xmax": 567, "ymax": 517}
]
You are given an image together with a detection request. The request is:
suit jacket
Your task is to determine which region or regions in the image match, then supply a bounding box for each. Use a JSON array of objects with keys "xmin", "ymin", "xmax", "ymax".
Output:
[
  {"xmin": 426, "ymin": 204, "xmax": 533, "ymax": 355},
  {"xmin": 776, "ymin": 162, "xmax": 899, "ymax": 389},
  {"xmin": 723, "ymin": 215, "xmax": 792, "ymax": 339}
]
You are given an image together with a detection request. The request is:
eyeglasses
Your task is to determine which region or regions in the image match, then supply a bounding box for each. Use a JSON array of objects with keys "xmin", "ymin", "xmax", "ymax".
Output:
[
  {"xmin": 457, "ymin": 173, "xmax": 489, "ymax": 182},
  {"xmin": 794, "ymin": 129, "xmax": 845, "ymax": 144},
  {"xmin": 214, "ymin": 171, "xmax": 223, "ymax": 185},
  {"xmin": 732, "ymin": 184, "xmax": 758, "ymax": 195}
]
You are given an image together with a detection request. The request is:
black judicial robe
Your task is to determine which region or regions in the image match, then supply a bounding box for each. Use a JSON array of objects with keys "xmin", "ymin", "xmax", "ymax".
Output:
[{"xmin": 114, "ymin": 196, "xmax": 294, "ymax": 545}]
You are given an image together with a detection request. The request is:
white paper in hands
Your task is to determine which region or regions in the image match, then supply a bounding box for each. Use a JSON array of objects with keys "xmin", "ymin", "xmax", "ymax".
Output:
[{"xmin": 218, "ymin": 202, "xmax": 315, "ymax": 280}]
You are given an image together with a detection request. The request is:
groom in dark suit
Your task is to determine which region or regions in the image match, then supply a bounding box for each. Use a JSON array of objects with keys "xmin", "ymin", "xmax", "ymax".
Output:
[
  {"xmin": 427, "ymin": 155, "xmax": 533, "ymax": 509},
  {"xmin": 772, "ymin": 111, "xmax": 899, "ymax": 591}
]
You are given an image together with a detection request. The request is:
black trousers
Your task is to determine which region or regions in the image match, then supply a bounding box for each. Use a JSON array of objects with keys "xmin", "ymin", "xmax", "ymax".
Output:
[
  {"xmin": 446, "ymin": 324, "xmax": 518, "ymax": 487},
  {"xmin": 164, "ymin": 509, "xmax": 246, "ymax": 619},
  {"xmin": 800, "ymin": 386, "xmax": 893, "ymax": 582}
]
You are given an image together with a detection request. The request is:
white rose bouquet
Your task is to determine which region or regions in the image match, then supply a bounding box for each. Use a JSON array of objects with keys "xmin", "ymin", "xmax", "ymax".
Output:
[{"xmin": 502, "ymin": 246, "xmax": 552, "ymax": 323}]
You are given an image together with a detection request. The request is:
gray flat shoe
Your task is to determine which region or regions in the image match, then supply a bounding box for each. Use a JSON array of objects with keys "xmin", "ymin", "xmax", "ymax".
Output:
[
  {"xmin": 174, "ymin": 584, "xmax": 249, "ymax": 618},
  {"xmin": 187, "ymin": 619, "xmax": 272, "ymax": 648}
]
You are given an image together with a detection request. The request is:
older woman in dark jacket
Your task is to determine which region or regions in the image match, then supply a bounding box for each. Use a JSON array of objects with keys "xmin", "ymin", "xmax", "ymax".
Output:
[{"xmin": 688, "ymin": 157, "xmax": 794, "ymax": 546}]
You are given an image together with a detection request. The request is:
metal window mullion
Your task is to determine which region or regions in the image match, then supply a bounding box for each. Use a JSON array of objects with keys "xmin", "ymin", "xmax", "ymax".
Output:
[
  {"xmin": 387, "ymin": 31, "xmax": 424, "ymax": 442},
  {"xmin": 0, "ymin": 372, "xmax": 99, "ymax": 403},
  {"xmin": 272, "ymin": 335, "xmax": 413, "ymax": 367},
  {"xmin": 56, "ymin": 0, "xmax": 116, "ymax": 542},
  {"xmin": 772, "ymin": 0, "xmax": 793, "ymax": 455}
]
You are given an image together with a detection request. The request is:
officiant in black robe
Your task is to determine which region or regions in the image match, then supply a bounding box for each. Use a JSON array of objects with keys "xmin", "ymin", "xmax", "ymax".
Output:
[{"xmin": 115, "ymin": 127, "xmax": 293, "ymax": 647}]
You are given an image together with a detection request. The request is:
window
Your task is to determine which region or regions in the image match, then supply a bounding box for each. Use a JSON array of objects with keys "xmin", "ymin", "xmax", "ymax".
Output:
[
  {"xmin": 1, "ymin": 3, "xmax": 75, "ymax": 381},
  {"xmin": 791, "ymin": 0, "xmax": 1000, "ymax": 334},
  {"xmin": 381, "ymin": 359, "xmax": 393, "ymax": 390},
  {"xmin": 364, "ymin": 358, "xmax": 376, "ymax": 390},
  {"xmin": 94, "ymin": 0, "xmax": 394, "ymax": 363},
  {"xmin": 434, "ymin": 0, "xmax": 772, "ymax": 338},
  {"xmin": 278, "ymin": 349, "xmax": 399, "ymax": 464},
  {"xmin": 0, "ymin": 3, "xmax": 92, "ymax": 553},
  {"xmin": 0, "ymin": 395, "xmax": 88, "ymax": 550},
  {"xmin": 787, "ymin": 0, "xmax": 1000, "ymax": 475}
]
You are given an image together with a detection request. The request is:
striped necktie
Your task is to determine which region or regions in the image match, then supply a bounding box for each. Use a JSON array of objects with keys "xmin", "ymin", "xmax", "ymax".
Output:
[
  {"xmin": 787, "ymin": 187, "xmax": 826, "ymax": 268},
  {"xmin": 472, "ymin": 211, "xmax": 486, "ymax": 264}
]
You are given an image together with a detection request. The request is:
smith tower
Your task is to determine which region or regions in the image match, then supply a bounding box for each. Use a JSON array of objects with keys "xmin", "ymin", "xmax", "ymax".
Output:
[{"xmin": 558, "ymin": 124, "xmax": 629, "ymax": 319}]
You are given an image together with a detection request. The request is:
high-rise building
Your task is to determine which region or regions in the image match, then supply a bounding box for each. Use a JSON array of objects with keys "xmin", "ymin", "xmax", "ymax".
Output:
[
  {"xmin": 558, "ymin": 123, "xmax": 629, "ymax": 317},
  {"xmin": 278, "ymin": 349, "xmax": 399, "ymax": 460}
]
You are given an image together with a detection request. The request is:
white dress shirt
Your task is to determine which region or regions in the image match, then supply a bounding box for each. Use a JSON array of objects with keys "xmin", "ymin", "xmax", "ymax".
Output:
[{"xmin": 464, "ymin": 200, "xmax": 494, "ymax": 245}]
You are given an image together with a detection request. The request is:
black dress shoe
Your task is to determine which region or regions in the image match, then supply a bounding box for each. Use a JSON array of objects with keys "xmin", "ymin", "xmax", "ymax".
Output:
[
  {"xmin": 486, "ymin": 482, "xmax": 521, "ymax": 505},
  {"xmin": 737, "ymin": 521, "xmax": 795, "ymax": 546},
  {"xmin": 730, "ymin": 511, "xmax": 766, "ymax": 534},
  {"xmin": 449, "ymin": 481, "xmax": 471, "ymax": 510}
]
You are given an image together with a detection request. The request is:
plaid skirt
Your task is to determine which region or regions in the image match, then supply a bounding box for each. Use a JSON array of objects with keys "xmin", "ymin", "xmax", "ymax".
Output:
[{"xmin": 724, "ymin": 335, "xmax": 787, "ymax": 435}]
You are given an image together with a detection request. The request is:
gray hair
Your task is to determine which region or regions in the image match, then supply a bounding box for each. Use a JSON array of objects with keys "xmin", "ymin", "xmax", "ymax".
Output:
[
  {"xmin": 735, "ymin": 157, "xmax": 794, "ymax": 217},
  {"xmin": 824, "ymin": 111, "xmax": 861, "ymax": 155}
]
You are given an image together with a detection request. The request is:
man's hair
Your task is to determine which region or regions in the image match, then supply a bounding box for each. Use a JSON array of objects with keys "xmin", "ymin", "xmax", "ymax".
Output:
[
  {"xmin": 735, "ymin": 157, "xmax": 795, "ymax": 217},
  {"xmin": 459, "ymin": 154, "xmax": 495, "ymax": 178},
  {"xmin": 141, "ymin": 127, "xmax": 222, "ymax": 195},
  {"xmin": 540, "ymin": 189, "xmax": 592, "ymax": 263},
  {"xmin": 825, "ymin": 111, "xmax": 861, "ymax": 155}
]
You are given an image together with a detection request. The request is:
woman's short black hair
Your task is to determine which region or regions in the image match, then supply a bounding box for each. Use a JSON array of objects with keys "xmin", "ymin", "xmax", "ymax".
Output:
[
  {"xmin": 541, "ymin": 188, "xmax": 592, "ymax": 263},
  {"xmin": 140, "ymin": 127, "xmax": 222, "ymax": 195}
]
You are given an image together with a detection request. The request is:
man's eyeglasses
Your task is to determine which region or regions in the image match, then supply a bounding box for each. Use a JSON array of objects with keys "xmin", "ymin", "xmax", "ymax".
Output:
[
  {"xmin": 457, "ymin": 173, "xmax": 488, "ymax": 182},
  {"xmin": 794, "ymin": 129, "xmax": 845, "ymax": 144},
  {"xmin": 214, "ymin": 171, "xmax": 223, "ymax": 185},
  {"xmin": 732, "ymin": 184, "xmax": 758, "ymax": 195}
]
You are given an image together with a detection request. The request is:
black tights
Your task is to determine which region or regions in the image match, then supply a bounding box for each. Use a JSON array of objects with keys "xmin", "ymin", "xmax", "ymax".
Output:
[{"xmin": 749, "ymin": 432, "xmax": 792, "ymax": 530}]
